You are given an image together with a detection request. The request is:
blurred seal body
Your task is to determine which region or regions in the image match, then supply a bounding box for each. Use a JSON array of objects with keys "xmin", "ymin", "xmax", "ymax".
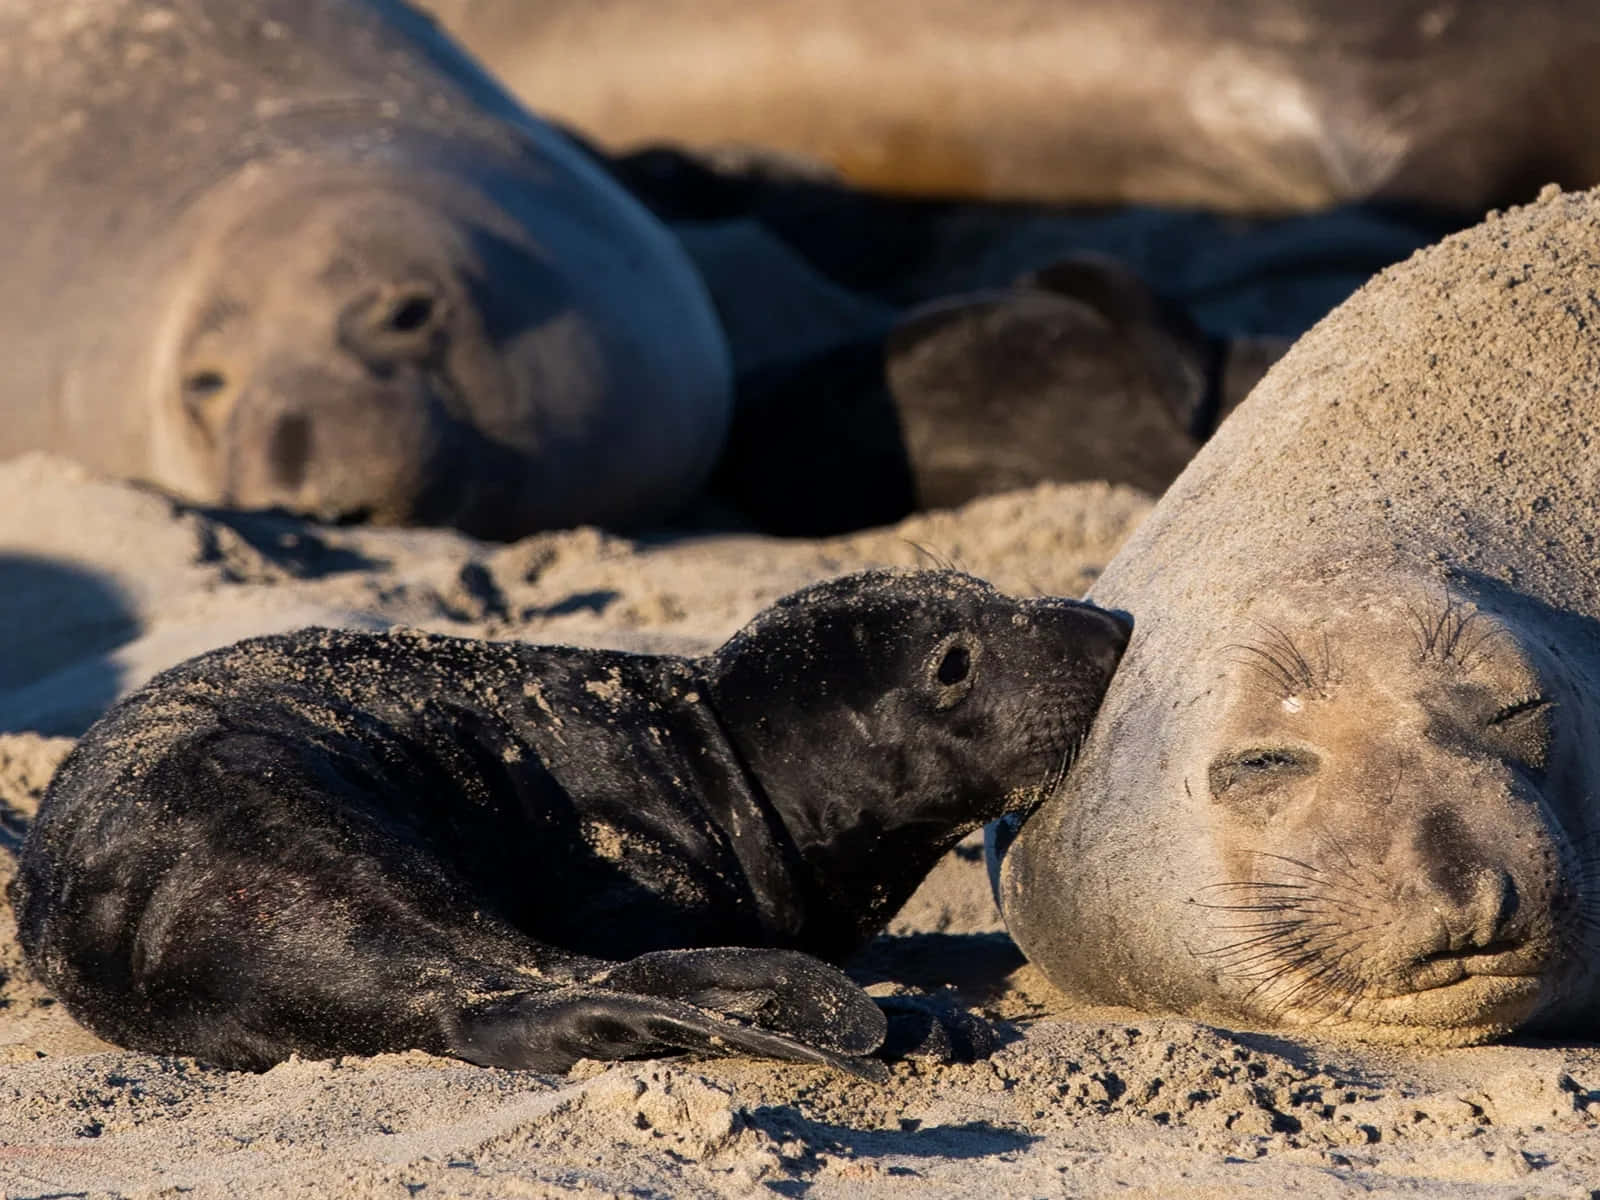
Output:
[
  {"xmin": 13, "ymin": 570, "xmax": 1127, "ymax": 1072},
  {"xmin": 426, "ymin": 0, "xmax": 1600, "ymax": 214},
  {"xmin": 992, "ymin": 186, "xmax": 1600, "ymax": 1045},
  {"xmin": 0, "ymin": 0, "xmax": 729, "ymax": 538}
]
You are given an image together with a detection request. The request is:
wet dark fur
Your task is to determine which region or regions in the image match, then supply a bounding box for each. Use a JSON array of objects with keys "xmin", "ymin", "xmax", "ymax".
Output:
[{"xmin": 11, "ymin": 570, "xmax": 1126, "ymax": 1075}]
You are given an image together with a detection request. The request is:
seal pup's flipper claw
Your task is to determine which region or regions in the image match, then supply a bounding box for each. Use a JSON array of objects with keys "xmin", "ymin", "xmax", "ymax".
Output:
[
  {"xmin": 452, "ymin": 988, "xmax": 887, "ymax": 1080},
  {"xmin": 599, "ymin": 947, "xmax": 888, "ymax": 1056}
]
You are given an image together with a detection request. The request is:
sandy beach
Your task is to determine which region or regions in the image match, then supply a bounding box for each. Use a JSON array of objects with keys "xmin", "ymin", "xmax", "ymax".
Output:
[{"xmin": 2, "ymin": 453, "xmax": 1598, "ymax": 1198}]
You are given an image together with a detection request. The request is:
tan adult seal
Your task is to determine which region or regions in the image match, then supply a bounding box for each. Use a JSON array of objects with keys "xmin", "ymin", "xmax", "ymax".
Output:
[
  {"xmin": 990, "ymin": 184, "xmax": 1600, "ymax": 1045},
  {"xmin": 0, "ymin": 0, "xmax": 729, "ymax": 539},
  {"xmin": 425, "ymin": 0, "xmax": 1600, "ymax": 213}
]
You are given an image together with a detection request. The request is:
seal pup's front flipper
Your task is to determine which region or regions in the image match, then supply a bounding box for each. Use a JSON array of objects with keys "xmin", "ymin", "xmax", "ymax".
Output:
[
  {"xmin": 599, "ymin": 947, "xmax": 886, "ymax": 1053},
  {"xmin": 453, "ymin": 984, "xmax": 888, "ymax": 1080}
]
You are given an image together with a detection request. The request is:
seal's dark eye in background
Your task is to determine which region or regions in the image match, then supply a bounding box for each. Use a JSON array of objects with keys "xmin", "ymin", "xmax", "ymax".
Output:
[
  {"xmin": 385, "ymin": 292, "xmax": 436, "ymax": 334},
  {"xmin": 340, "ymin": 282, "xmax": 448, "ymax": 367},
  {"xmin": 927, "ymin": 632, "xmax": 981, "ymax": 709},
  {"xmin": 185, "ymin": 369, "xmax": 228, "ymax": 399},
  {"xmin": 1208, "ymin": 746, "xmax": 1319, "ymax": 815}
]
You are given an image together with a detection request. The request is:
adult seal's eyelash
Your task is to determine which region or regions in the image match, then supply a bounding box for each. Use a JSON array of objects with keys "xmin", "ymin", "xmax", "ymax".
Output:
[{"xmin": 1489, "ymin": 696, "xmax": 1554, "ymax": 725}]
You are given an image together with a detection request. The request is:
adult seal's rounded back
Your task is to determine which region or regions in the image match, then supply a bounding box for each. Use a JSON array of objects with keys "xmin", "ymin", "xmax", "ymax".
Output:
[
  {"xmin": 992, "ymin": 185, "xmax": 1600, "ymax": 1045},
  {"xmin": 0, "ymin": 0, "xmax": 729, "ymax": 538},
  {"xmin": 12, "ymin": 570, "xmax": 1127, "ymax": 1073},
  {"xmin": 424, "ymin": 0, "xmax": 1600, "ymax": 213}
]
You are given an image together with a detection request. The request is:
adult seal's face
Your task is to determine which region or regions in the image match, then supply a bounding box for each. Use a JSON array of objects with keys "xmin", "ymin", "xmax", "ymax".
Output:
[
  {"xmin": 997, "ymin": 572, "xmax": 1600, "ymax": 1046},
  {"xmin": 149, "ymin": 160, "xmax": 725, "ymax": 539}
]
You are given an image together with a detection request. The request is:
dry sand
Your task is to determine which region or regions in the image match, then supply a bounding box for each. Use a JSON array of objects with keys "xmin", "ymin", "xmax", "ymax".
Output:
[{"xmin": 2, "ymin": 453, "xmax": 1598, "ymax": 1197}]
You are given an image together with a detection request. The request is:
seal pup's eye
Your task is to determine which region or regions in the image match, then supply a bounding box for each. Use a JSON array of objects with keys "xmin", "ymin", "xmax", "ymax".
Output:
[
  {"xmin": 937, "ymin": 645, "xmax": 971, "ymax": 685},
  {"xmin": 926, "ymin": 632, "xmax": 981, "ymax": 710},
  {"xmin": 1208, "ymin": 747, "xmax": 1319, "ymax": 814}
]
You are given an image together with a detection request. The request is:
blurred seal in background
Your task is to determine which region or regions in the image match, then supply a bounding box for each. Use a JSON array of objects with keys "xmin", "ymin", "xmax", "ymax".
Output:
[{"xmin": 0, "ymin": 0, "xmax": 731, "ymax": 539}]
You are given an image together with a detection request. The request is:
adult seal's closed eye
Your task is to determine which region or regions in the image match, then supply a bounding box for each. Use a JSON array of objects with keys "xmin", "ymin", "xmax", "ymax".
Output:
[
  {"xmin": 0, "ymin": 0, "xmax": 730, "ymax": 538},
  {"xmin": 991, "ymin": 185, "xmax": 1600, "ymax": 1046},
  {"xmin": 11, "ymin": 570, "xmax": 1128, "ymax": 1073}
]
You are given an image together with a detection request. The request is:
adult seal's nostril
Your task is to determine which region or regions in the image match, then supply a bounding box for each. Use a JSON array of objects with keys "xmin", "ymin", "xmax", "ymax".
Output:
[
  {"xmin": 1466, "ymin": 867, "xmax": 1522, "ymax": 952},
  {"xmin": 1396, "ymin": 866, "xmax": 1523, "ymax": 962}
]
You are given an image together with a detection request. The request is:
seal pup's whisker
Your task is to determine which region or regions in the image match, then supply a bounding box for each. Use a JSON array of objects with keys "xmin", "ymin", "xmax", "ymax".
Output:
[{"xmin": 901, "ymin": 540, "xmax": 963, "ymax": 573}]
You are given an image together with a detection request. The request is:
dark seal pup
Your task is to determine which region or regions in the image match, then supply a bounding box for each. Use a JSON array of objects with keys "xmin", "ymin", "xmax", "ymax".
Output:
[
  {"xmin": 12, "ymin": 571, "xmax": 1127, "ymax": 1073},
  {"xmin": 0, "ymin": 0, "xmax": 729, "ymax": 538}
]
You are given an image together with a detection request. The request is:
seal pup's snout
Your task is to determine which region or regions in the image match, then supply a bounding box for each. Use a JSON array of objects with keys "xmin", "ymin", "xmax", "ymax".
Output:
[{"xmin": 1027, "ymin": 597, "xmax": 1132, "ymax": 678}]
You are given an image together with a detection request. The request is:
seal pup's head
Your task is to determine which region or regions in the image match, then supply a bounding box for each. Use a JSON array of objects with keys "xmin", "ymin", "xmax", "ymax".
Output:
[
  {"xmin": 705, "ymin": 568, "xmax": 1129, "ymax": 956},
  {"xmin": 148, "ymin": 151, "xmax": 729, "ymax": 539},
  {"xmin": 998, "ymin": 571, "xmax": 1600, "ymax": 1046}
]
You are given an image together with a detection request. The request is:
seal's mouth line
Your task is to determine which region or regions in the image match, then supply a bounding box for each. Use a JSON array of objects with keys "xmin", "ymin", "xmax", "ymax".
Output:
[
  {"xmin": 1397, "ymin": 945, "xmax": 1551, "ymax": 994},
  {"xmin": 1394, "ymin": 970, "xmax": 1544, "ymax": 998},
  {"xmin": 1281, "ymin": 972, "xmax": 1548, "ymax": 1042}
]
